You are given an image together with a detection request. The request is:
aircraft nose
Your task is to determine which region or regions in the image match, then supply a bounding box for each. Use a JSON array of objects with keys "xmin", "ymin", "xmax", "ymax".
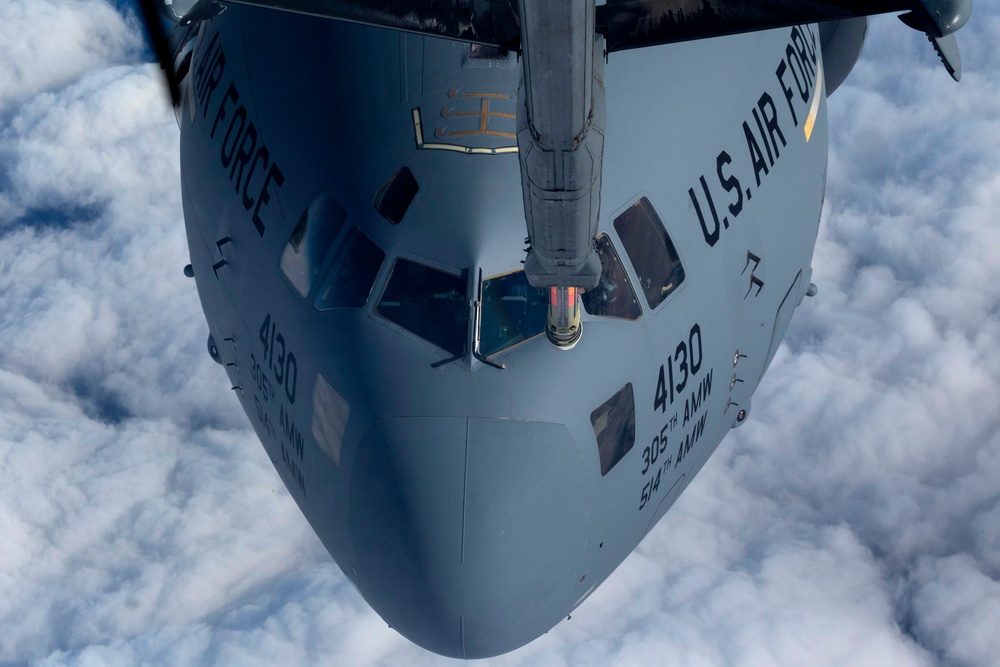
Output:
[{"xmin": 348, "ymin": 417, "xmax": 588, "ymax": 659}]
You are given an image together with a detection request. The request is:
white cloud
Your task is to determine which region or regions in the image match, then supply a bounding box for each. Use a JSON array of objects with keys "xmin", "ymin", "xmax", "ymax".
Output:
[
  {"xmin": 910, "ymin": 554, "xmax": 1000, "ymax": 667},
  {"xmin": 2, "ymin": 3, "xmax": 998, "ymax": 666},
  {"xmin": 0, "ymin": 0, "xmax": 142, "ymax": 117}
]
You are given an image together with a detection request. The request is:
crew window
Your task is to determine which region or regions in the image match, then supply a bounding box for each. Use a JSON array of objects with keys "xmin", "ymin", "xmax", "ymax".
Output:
[
  {"xmin": 377, "ymin": 260, "xmax": 468, "ymax": 356},
  {"xmin": 469, "ymin": 44, "xmax": 507, "ymax": 59},
  {"xmin": 581, "ymin": 234, "xmax": 642, "ymax": 320},
  {"xmin": 591, "ymin": 383, "xmax": 635, "ymax": 476},
  {"xmin": 313, "ymin": 226, "xmax": 385, "ymax": 310},
  {"xmin": 374, "ymin": 166, "xmax": 418, "ymax": 225},
  {"xmin": 613, "ymin": 197, "xmax": 685, "ymax": 309},
  {"xmin": 479, "ymin": 270, "xmax": 547, "ymax": 356},
  {"xmin": 281, "ymin": 192, "xmax": 348, "ymax": 297},
  {"xmin": 312, "ymin": 373, "xmax": 350, "ymax": 467}
]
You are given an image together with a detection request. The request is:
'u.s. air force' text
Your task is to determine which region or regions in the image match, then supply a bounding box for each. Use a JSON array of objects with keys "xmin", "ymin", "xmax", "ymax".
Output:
[
  {"xmin": 191, "ymin": 31, "xmax": 285, "ymax": 238},
  {"xmin": 688, "ymin": 25, "xmax": 821, "ymax": 248}
]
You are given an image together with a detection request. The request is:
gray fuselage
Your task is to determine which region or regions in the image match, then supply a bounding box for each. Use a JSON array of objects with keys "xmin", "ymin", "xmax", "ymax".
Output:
[{"xmin": 179, "ymin": 7, "xmax": 826, "ymax": 658}]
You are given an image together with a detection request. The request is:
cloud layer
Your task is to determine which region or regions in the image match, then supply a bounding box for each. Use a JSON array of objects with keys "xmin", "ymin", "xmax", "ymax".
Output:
[{"xmin": 2, "ymin": 3, "xmax": 998, "ymax": 666}]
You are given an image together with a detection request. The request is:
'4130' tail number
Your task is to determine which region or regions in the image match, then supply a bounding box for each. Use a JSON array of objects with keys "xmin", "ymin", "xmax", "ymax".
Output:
[
  {"xmin": 654, "ymin": 323, "xmax": 703, "ymax": 413},
  {"xmin": 259, "ymin": 313, "xmax": 298, "ymax": 405}
]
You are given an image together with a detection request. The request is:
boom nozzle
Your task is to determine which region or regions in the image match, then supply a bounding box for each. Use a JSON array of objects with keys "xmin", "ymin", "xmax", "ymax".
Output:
[{"xmin": 545, "ymin": 286, "xmax": 583, "ymax": 350}]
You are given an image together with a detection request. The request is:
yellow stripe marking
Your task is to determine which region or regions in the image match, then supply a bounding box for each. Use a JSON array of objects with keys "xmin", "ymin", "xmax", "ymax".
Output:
[{"xmin": 804, "ymin": 60, "xmax": 824, "ymax": 143}]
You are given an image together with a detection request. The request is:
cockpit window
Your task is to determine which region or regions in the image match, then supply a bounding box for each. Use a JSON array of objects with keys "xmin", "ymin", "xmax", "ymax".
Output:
[
  {"xmin": 313, "ymin": 226, "xmax": 385, "ymax": 310},
  {"xmin": 281, "ymin": 192, "xmax": 348, "ymax": 297},
  {"xmin": 591, "ymin": 383, "xmax": 635, "ymax": 476},
  {"xmin": 377, "ymin": 259, "xmax": 468, "ymax": 356},
  {"xmin": 613, "ymin": 197, "xmax": 685, "ymax": 309},
  {"xmin": 581, "ymin": 234, "xmax": 642, "ymax": 321},
  {"xmin": 468, "ymin": 44, "xmax": 507, "ymax": 60},
  {"xmin": 373, "ymin": 166, "xmax": 418, "ymax": 225},
  {"xmin": 479, "ymin": 270, "xmax": 547, "ymax": 356}
]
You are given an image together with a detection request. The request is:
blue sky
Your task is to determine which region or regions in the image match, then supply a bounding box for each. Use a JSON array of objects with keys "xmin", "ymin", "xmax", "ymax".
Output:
[{"xmin": 1, "ymin": 2, "xmax": 999, "ymax": 665}]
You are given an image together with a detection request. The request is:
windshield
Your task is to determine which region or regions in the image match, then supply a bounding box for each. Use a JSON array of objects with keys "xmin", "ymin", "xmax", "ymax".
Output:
[
  {"xmin": 377, "ymin": 259, "xmax": 468, "ymax": 356},
  {"xmin": 479, "ymin": 271, "xmax": 547, "ymax": 356}
]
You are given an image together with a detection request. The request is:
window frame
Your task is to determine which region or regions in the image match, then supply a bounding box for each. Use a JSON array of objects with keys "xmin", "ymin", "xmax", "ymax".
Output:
[
  {"xmin": 611, "ymin": 196, "xmax": 686, "ymax": 311},
  {"xmin": 581, "ymin": 233, "xmax": 643, "ymax": 321},
  {"xmin": 374, "ymin": 257, "xmax": 470, "ymax": 357},
  {"xmin": 311, "ymin": 225, "xmax": 386, "ymax": 311},
  {"xmin": 373, "ymin": 166, "xmax": 419, "ymax": 225},
  {"xmin": 477, "ymin": 269, "xmax": 548, "ymax": 357},
  {"xmin": 279, "ymin": 191, "xmax": 349, "ymax": 299}
]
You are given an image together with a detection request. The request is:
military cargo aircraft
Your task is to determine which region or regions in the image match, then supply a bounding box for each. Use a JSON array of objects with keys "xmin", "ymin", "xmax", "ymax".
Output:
[{"xmin": 138, "ymin": 0, "xmax": 972, "ymax": 658}]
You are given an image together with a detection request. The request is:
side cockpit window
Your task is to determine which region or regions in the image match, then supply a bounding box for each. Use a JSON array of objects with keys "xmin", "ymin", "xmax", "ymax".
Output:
[
  {"xmin": 613, "ymin": 197, "xmax": 684, "ymax": 309},
  {"xmin": 591, "ymin": 383, "xmax": 635, "ymax": 476},
  {"xmin": 479, "ymin": 270, "xmax": 547, "ymax": 356},
  {"xmin": 378, "ymin": 260, "xmax": 468, "ymax": 356},
  {"xmin": 313, "ymin": 227, "xmax": 385, "ymax": 310},
  {"xmin": 281, "ymin": 191, "xmax": 385, "ymax": 309},
  {"xmin": 281, "ymin": 192, "xmax": 346, "ymax": 297},
  {"xmin": 581, "ymin": 234, "xmax": 642, "ymax": 320}
]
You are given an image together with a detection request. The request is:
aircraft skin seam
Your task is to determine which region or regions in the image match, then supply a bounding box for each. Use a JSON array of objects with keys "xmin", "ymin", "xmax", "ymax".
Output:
[{"xmin": 462, "ymin": 416, "xmax": 469, "ymax": 564}]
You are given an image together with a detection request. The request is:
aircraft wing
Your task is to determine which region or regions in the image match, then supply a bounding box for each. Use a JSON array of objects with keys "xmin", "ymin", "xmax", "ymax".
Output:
[
  {"xmin": 213, "ymin": 0, "xmax": 970, "ymax": 51},
  {"xmin": 138, "ymin": 0, "xmax": 971, "ymax": 108},
  {"xmin": 213, "ymin": 0, "xmax": 971, "ymax": 79},
  {"xmin": 219, "ymin": 0, "xmax": 521, "ymax": 48},
  {"xmin": 597, "ymin": 1, "xmax": 970, "ymax": 52}
]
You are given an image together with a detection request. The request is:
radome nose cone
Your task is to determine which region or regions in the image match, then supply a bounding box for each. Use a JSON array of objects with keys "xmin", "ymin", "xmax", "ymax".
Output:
[{"xmin": 348, "ymin": 417, "xmax": 587, "ymax": 658}]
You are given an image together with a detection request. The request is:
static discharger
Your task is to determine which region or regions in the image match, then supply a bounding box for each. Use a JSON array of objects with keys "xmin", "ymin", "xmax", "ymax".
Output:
[{"xmin": 546, "ymin": 286, "xmax": 583, "ymax": 350}]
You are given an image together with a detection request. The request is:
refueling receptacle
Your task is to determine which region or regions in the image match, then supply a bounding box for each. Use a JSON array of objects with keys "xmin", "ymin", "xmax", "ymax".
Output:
[{"xmin": 546, "ymin": 286, "xmax": 583, "ymax": 350}]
